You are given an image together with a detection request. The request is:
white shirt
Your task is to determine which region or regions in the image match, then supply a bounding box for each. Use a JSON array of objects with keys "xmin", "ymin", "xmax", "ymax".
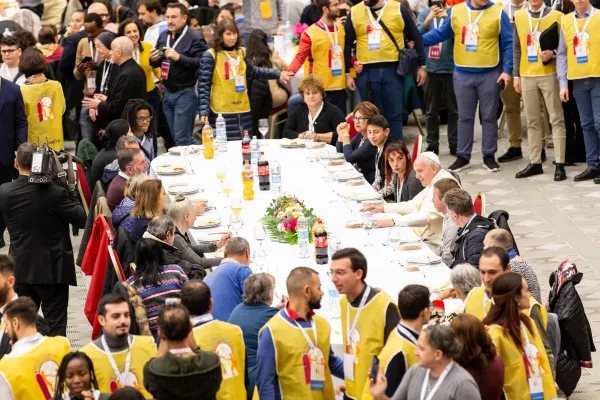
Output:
[
  {"xmin": 144, "ymin": 20, "xmax": 168, "ymax": 48},
  {"xmin": 0, "ymin": 333, "xmax": 46, "ymax": 400},
  {"xmin": 0, "ymin": 64, "xmax": 25, "ymax": 85},
  {"xmin": 118, "ymin": 171, "xmax": 130, "ymax": 180}
]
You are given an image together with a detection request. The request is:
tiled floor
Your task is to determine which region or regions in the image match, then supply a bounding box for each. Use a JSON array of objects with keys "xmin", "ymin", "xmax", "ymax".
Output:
[{"xmin": 2, "ymin": 115, "xmax": 600, "ymax": 398}]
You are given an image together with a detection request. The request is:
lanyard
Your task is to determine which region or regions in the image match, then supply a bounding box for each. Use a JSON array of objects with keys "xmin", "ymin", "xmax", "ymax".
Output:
[
  {"xmin": 101, "ymin": 335, "xmax": 132, "ymax": 386},
  {"xmin": 223, "ymin": 49, "xmax": 241, "ymax": 73},
  {"xmin": 89, "ymin": 40, "xmax": 97, "ymax": 62},
  {"xmin": 346, "ymin": 286, "xmax": 371, "ymax": 344},
  {"xmin": 100, "ymin": 61, "xmax": 112, "ymax": 94},
  {"xmin": 396, "ymin": 323, "xmax": 419, "ymax": 346},
  {"xmin": 166, "ymin": 26, "xmax": 189, "ymax": 50},
  {"xmin": 573, "ymin": 8, "xmax": 596, "ymax": 38},
  {"xmin": 433, "ymin": 17, "xmax": 444, "ymax": 29},
  {"xmin": 396, "ymin": 177, "xmax": 403, "ymax": 202},
  {"xmin": 367, "ymin": 0, "xmax": 390, "ymax": 27},
  {"xmin": 420, "ymin": 361, "xmax": 454, "ymax": 400},
  {"xmin": 286, "ymin": 310, "xmax": 318, "ymax": 350},
  {"xmin": 308, "ymin": 101, "xmax": 324, "ymax": 133},
  {"xmin": 527, "ymin": 4, "xmax": 545, "ymax": 34},
  {"xmin": 318, "ymin": 21, "xmax": 339, "ymax": 47},
  {"xmin": 467, "ymin": 6, "xmax": 486, "ymax": 26},
  {"xmin": 133, "ymin": 48, "xmax": 140, "ymax": 64}
]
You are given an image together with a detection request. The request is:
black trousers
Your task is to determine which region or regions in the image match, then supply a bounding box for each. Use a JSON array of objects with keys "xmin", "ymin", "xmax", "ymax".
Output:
[
  {"xmin": 424, "ymin": 72, "xmax": 458, "ymax": 151},
  {"xmin": 14, "ymin": 283, "xmax": 69, "ymax": 337},
  {"xmin": 0, "ymin": 165, "xmax": 16, "ymax": 235},
  {"xmin": 325, "ymin": 89, "xmax": 349, "ymax": 115}
]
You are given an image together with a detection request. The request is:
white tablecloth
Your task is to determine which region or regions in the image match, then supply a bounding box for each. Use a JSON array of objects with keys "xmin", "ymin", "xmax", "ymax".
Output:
[{"xmin": 151, "ymin": 141, "xmax": 452, "ymax": 346}]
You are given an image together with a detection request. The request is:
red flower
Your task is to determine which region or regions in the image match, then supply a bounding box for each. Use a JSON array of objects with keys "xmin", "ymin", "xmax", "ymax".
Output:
[
  {"xmin": 284, "ymin": 217, "xmax": 299, "ymax": 232},
  {"xmin": 294, "ymin": 23, "xmax": 309, "ymax": 37}
]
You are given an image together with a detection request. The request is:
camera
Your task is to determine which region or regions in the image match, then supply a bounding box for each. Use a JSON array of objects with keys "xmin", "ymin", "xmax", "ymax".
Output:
[{"xmin": 29, "ymin": 144, "xmax": 82, "ymax": 192}]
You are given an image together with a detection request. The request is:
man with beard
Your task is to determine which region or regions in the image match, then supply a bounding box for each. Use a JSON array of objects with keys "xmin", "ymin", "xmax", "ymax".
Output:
[
  {"xmin": 256, "ymin": 267, "xmax": 344, "ymax": 399},
  {"xmin": 0, "ymin": 297, "xmax": 71, "ymax": 399},
  {"xmin": 138, "ymin": 0, "xmax": 168, "ymax": 48},
  {"xmin": 80, "ymin": 293, "xmax": 157, "ymax": 398}
]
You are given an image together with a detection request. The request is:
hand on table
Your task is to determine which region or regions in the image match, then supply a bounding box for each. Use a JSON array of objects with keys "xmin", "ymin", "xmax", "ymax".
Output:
[
  {"xmin": 374, "ymin": 220, "xmax": 394, "ymax": 228},
  {"xmin": 360, "ymin": 204, "xmax": 384, "ymax": 214}
]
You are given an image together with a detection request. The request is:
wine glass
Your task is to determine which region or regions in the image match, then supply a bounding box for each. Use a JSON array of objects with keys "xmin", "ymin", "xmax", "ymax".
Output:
[
  {"xmin": 258, "ymin": 119, "xmax": 269, "ymax": 139},
  {"xmin": 222, "ymin": 178, "xmax": 233, "ymax": 200},
  {"xmin": 362, "ymin": 214, "xmax": 374, "ymax": 247},
  {"xmin": 253, "ymin": 246, "xmax": 267, "ymax": 272},
  {"xmin": 231, "ymin": 196, "xmax": 242, "ymax": 217},
  {"xmin": 386, "ymin": 230, "xmax": 401, "ymax": 247},
  {"xmin": 230, "ymin": 213, "xmax": 243, "ymax": 236},
  {"xmin": 254, "ymin": 223, "xmax": 267, "ymax": 248},
  {"xmin": 418, "ymin": 263, "xmax": 431, "ymax": 281},
  {"xmin": 215, "ymin": 162, "xmax": 226, "ymax": 194}
]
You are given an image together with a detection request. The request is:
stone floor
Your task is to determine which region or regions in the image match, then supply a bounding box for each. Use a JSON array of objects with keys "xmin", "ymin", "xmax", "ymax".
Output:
[{"xmin": 2, "ymin": 115, "xmax": 600, "ymax": 398}]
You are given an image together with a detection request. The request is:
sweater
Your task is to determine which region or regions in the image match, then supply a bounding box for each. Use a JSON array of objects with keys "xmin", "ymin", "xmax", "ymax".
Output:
[
  {"xmin": 204, "ymin": 260, "xmax": 253, "ymax": 321},
  {"xmin": 106, "ymin": 174, "xmax": 127, "ymax": 210},
  {"xmin": 416, "ymin": 8, "xmax": 455, "ymax": 74},
  {"xmin": 282, "ymin": 101, "xmax": 345, "ymax": 142},
  {"xmin": 336, "ymin": 134, "xmax": 378, "ymax": 184},
  {"xmin": 242, "ymin": 0, "xmax": 284, "ymax": 36},
  {"xmin": 112, "ymin": 196, "xmax": 134, "ymax": 231}
]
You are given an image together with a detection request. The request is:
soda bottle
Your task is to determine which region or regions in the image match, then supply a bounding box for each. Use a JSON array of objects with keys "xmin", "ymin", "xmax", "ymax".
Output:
[
  {"xmin": 258, "ymin": 152, "xmax": 270, "ymax": 191},
  {"xmin": 216, "ymin": 114, "xmax": 227, "ymax": 153},
  {"xmin": 271, "ymin": 160, "xmax": 281, "ymax": 195},
  {"xmin": 242, "ymin": 130, "xmax": 251, "ymax": 165},
  {"xmin": 297, "ymin": 214, "xmax": 309, "ymax": 259},
  {"xmin": 250, "ymin": 135, "xmax": 260, "ymax": 174},
  {"xmin": 242, "ymin": 160, "xmax": 254, "ymax": 201},
  {"xmin": 313, "ymin": 219, "xmax": 329, "ymax": 265},
  {"xmin": 202, "ymin": 121, "xmax": 214, "ymax": 159}
]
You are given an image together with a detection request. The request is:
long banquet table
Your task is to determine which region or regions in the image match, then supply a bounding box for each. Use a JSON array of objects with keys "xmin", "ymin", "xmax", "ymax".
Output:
[{"xmin": 150, "ymin": 140, "xmax": 455, "ymax": 348}]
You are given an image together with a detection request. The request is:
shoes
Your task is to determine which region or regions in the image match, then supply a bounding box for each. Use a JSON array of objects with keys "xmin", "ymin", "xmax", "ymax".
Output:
[
  {"xmin": 426, "ymin": 146, "xmax": 439, "ymax": 155},
  {"xmin": 574, "ymin": 168, "xmax": 599, "ymax": 182},
  {"xmin": 515, "ymin": 163, "xmax": 543, "ymax": 179},
  {"xmin": 448, "ymin": 157, "xmax": 471, "ymax": 172},
  {"xmin": 542, "ymin": 149, "xmax": 547, "ymax": 163},
  {"xmin": 554, "ymin": 164, "xmax": 567, "ymax": 181},
  {"xmin": 498, "ymin": 147, "xmax": 523, "ymax": 163},
  {"xmin": 449, "ymin": 147, "xmax": 457, "ymax": 156},
  {"xmin": 483, "ymin": 155, "xmax": 501, "ymax": 172}
]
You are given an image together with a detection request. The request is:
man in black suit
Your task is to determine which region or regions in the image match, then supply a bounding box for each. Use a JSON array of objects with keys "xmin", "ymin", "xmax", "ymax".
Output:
[
  {"xmin": 0, "ymin": 143, "xmax": 87, "ymax": 336},
  {"xmin": 0, "ymin": 78, "xmax": 28, "ymax": 249}
]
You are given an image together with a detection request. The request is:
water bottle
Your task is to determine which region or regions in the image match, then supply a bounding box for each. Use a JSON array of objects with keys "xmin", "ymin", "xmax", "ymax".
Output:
[
  {"xmin": 216, "ymin": 114, "xmax": 227, "ymax": 153},
  {"xmin": 271, "ymin": 160, "xmax": 281, "ymax": 195},
  {"xmin": 284, "ymin": 20, "xmax": 294, "ymax": 55},
  {"xmin": 274, "ymin": 21, "xmax": 285, "ymax": 55},
  {"xmin": 328, "ymin": 283, "xmax": 341, "ymax": 319},
  {"xmin": 250, "ymin": 136, "xmax": 260, "ymax": 175},
  {"xmin": 297, "ymin": 214, "xmax": 309, "ymax": 259}
]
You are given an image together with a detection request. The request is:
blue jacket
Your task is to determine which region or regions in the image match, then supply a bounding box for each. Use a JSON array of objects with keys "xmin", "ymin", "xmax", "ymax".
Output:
[
  {"xmin": 336, "ymin": 134, "xmax": 377, "ymax": 184},
  {"xmin": 416, "ymin": 8, "xmax": 455, "ymax": 74},
  {"xmin": 0, "ymin": 78, "xmax": 27, "ymax": 167},
  {"xmin": 204, "ymin": 259, "xmax": 253, "ymax": 321}
]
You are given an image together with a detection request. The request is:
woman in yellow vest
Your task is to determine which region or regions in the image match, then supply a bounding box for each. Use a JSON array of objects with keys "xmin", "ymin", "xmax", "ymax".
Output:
[
  {"xmin": 198, "ymin": 19, "xmax": 291, "ymax": 140},
  {"xmin": 19, "ymin": 48, "xmax": 66, "ymax": 150},
  {"xmin": 52, "ymin": 351, "xmax": 111, "ymax": 400},
  {"xmin": 483, "ymin": 273, "xmax": 557, "ymax": 400}
]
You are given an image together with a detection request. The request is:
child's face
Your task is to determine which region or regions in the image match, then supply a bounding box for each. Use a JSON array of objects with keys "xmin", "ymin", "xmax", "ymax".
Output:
[{"xmin": 223, "ymin": 29, "xmax": 238, "ymax": 48}]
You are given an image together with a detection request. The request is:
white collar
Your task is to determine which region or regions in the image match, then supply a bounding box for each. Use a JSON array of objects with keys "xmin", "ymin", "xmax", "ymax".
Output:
[
  {"xmin": 11, "ymin": 333, "xmax": 44, "ymax": 354},
  {"xmin": 191, "ymin": 314, "xmax": 214, "ymax": 326},
  {"xmin": 0, "ymin": 294, "xmax": 18, "ymax": 314},
  {"xmin": 118, "ymin": 171, "xmax": 130, "ymax": 180}
]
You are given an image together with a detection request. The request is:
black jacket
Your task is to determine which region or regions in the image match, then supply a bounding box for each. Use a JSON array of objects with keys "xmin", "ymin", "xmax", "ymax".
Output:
[
  {"xmin": 104, "ymin": 226, "xmax": 136, "ymax": 295},
  {"xmin": 144, "ymin": 232, "xmax": 207, "ymax": 279},
  {"xmin": 59, "ymin": 31, "xmax": 86, "ymax": 109},
  {"xmin": 549, "ymin": 264, "xmax": 596, "ymax": 395},
  {"xmin": 0, "ymin": 176, "xmax": 86, "ymax": 285},
  {"xmin": 488, "ymin": 209, "xmax": 520, "ymax": 255},
  {"xmin": 249, "ymin": 75, "xmax": 273, "ymax": 136},
  {"xmin": 282, "ymin": 102, "xmax": 345, "ymax": 142},
  {"xmin": 336, "ymin": 134, "xmax": 377, "ymax": 184},
  {"xmin": 451, "ymin": 214, "xmax": 496, "ymax": 268},
  {"xmin": 0, "ymin": 78, "xmax": 28, "ymax": 168}
]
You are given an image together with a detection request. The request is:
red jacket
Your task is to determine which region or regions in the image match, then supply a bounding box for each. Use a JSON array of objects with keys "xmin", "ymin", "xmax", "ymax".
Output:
[{"xmin": 82, "ymin": 215, "xmax": 114, "ymax": 339}]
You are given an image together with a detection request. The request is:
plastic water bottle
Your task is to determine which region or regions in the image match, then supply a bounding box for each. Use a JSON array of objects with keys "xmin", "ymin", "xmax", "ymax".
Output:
[
  {"xmin": 297, "ymin": 214, "xmax": 309, "ymax": 259},
  {"xmin": 328, "ymin": 283, "xmax": 341, "ymax": 319},
  {"xmin": 284, "ymin": 20, "xmax": 294, "ymax": 55},
  {"xmin": 215, "ymin": 114, "xmax": 227, "ymax": 153},
  {"xmin": 250, "ymin": 136, "xmax": 260, "ymax": 175},
  {"xmin": 271, "ymin": 160, "xmax": 281, "ymax": 195},
  {"xmin": 274, "ymin": 21, "xmax": 285, "ymax": 55}
]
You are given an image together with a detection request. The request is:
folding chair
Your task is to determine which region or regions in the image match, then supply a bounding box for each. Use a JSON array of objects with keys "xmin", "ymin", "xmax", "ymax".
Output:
[
  {"xmin": 411, "ymin": 134, "xmax": 423, "ymax": 162},
  {"xmin": 474, "ymin": 192, "xmax": 486, "ymax": 216}
]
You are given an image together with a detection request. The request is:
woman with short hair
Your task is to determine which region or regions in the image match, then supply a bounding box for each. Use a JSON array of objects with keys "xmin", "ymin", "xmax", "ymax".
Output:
[
  {"xmin": 112, "ymin": 174, "xmax": 151, "ymax": 232},
  {"xmin": 130, "ymin": 179, "xmax": 168, "ymax": 241}
]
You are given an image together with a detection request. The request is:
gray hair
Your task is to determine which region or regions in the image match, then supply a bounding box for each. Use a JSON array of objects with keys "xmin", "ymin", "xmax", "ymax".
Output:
[
  {"xmin": 147, "ymin": 216, "xmax": 176, "ymax": 240},
  {"xmin": 116, "ymin": 135, "xmax": 139, "ymax": 151},
  {"xmin": 224, "ymin": 237, "xmax": 250, "ymax": 257},
  {"xmin": 484, "ymin": 229, "xmax": 513, "ymax": 251},
  {"xmin": 242, "ymin": 273, "xmax": 274, "ymax": 305},
  {"xmin": 111, "ymin": 36, "xmax": 134, "ymax": 56},
  {"xmin": 167, "ymin": 194, "xmax": 195, "ymax": 225},
  {"xmin": 423, "ymin": 324, "xmax": 461, "ymax": 359},
  {"xmin": 117, "ymin": 148, "xmax": 142, "ymax": 172},
  {"xmin": 124, "ymin": 174, "xmax": 151, "ymax": 199},
  {"xmin": 450, "ymin": 264, "xmax": 481, "ymax": 298}
]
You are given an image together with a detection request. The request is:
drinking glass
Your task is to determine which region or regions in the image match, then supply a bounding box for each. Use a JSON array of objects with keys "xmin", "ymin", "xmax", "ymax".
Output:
[
  {"xmin": 386, "ymin": 230, "xmax": 401, "ymax": 248},
  {"xmin": 230, "ymin": 213, "xmax": 243, "ymax": 236},
  {"xmin": 254, "ymin": 223, "xmax": 267, "ymax": 248},
  {"xmin": 362, "ymin": 214, "xmax": 374, "ymax": 246},
  {"xmin": 215, "ymin": 162, "xmax": 226, "ymax": 194},
  {"xmin": 258, "ymin": 119, "xmax": 269, "ymax": 139},
  {"xmin": 253, "ymin": 246, "xmax": 267, "ymax": 272},
  {"xmin": 231, "ymin": 196, "xmax": 242, "ymax": 217},
  {"xmin": 418, "ymin": 263, "xmax": 431, "ymax": 281}
]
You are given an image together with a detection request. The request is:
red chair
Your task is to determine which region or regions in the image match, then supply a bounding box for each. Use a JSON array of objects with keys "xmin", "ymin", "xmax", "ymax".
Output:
[
  {"xmin": 411, "ymin": 134, "xmax": 423, "ymax": 162},
  {"xmin": 76, "ymin": 164, "xmax": 91, "ymax": 214},
  {"xmin": 108, "ymin": 245, "xmax": 127, "ymax": 283},
  {"xmin": 474, "ymin": 192, "xmax": 486, "ymax": 216}
]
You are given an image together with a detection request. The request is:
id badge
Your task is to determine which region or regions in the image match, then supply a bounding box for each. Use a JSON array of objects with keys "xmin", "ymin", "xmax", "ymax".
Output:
[
  {"xmin": 576, "ymin": 44, "xmax": 588, "ymax": 63},
  {"xmin": 343, "ymin": 352, "xmax": 355, "ymax": 381},
  {"xmin": 429, "ymin": 43, "xmax": 442, "ymax": 59},
  {"xmin": 464, "ymin": 23, "xmax": 479, "ymax": 52},
  {"xmin": 86, "ymin": 76, "xmax": 96, "ymax": 96},
  {"xmin": 523, "ymin": 343, "xmax": 544, "ymax": 400},
  {"xmin": 259, "ymin": 0, "xmax": 273, "ymax": 19},
  {"xmin": 234, "ymin": 75, "xmax": 245, "ymax": 93},
  {"xmin": 331, "ymin": 45, "xmax": 343, "ymax": 76},
  {"xmin": 160, "ymin": 61, "xmax": 171, "ymax": 80},
  {"xmin": 527, "ymin": 44, "xmax": 538, "ymax": 62},
  {"xmin": 368, "ymin": 27, "xmax": 382, "ymax": 50},
  {"xmin": 528, "ymin": 376, "xmax": 544, "ymax": 400},
  {"xmin": 309, "ymin": 348, "xmax": 325, "ymax": 391}
]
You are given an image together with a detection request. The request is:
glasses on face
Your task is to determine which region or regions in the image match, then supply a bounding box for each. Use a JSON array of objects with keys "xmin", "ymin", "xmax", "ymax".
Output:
[
  {"xmin": 136, "ymin": 116, "xmax": 153, "ymax": 122},
  {"xmin": 353, "ymin": 116, "xmax": 368, "ymax": 123},
  {"xmin": 327, "ymin": 269, "xmax": 348, "ymax": 277},
  {"xmin": 1, "ymin": 48, "xmax": 16, "ymax": 55},
  {"xmin": 98, "ymin": 13, "xmax": 110, "ymax": 18}
]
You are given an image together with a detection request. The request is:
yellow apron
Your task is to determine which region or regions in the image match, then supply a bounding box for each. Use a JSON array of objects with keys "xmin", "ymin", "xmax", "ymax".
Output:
[
  {"xmin": 464, "ymin": 286, "xmax": 490, "ymax": 321},
  {"xmin": 303, "ymin": 22, "xmax": 346, "ymax": 91},
  {"xmin": 209, "ymin": 47, "xmax": 251, "ymax": 114},
  {"xmin": 560, "ymin": 10, "xmax": 600, "ymax": 80},
  {"xmin": 20, "ymin": 80, "xmax": 66, "ymax": 150}
]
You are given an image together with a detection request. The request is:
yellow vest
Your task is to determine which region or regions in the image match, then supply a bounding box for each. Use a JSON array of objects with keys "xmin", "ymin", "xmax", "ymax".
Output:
[
  {"xmin": 193, "ymin": 320, "xmax": 247, "ymax": 400},
  {"xmin": 80, "ymin": 335, "xmax": 157, "ymax": 398},
  {"xmin": 20, "ymin": 80, "xmax": 66, "ymax": 151},
  {"xmin": 464, "ymin": 286, "xmax": 490, "ymax": 321},
  {"xmin": 303, "ymin": 23, "xmax": 346, "ymax": 91},
  {"xmin": 209, "ymin": 47, "xmax": 251, "ymax": 114},
  {"xmin": 515, "ymin": 9, "xmax": 562, "ymax": 76},
  {"xmin": 451, "ymin": 2, "xmax": 503, "ymax": 68},
  {"xmin": 488, "ymin": 319, "xmax": 557, "ymax": 400},
  {"xmin": 0, "ymin": 336, "xmax": 70, "ymax": 400},
  {"xmin": 560, "ymin": 11, "xmax": 600, "ymax": 80},
  {"xmin": 340, "ymin": 289, "xmax": 396, "ymax": 400},
  {"xmin": 140, "ymin": 41, "xmax": 160, "ymax": 92},
  {"xmin": 259, "ymin": 312, "xmax": 334, "ymax": 400},
  {"xmin": 352, "ymin": 1, "xmax": 405, "ymax": 64}
]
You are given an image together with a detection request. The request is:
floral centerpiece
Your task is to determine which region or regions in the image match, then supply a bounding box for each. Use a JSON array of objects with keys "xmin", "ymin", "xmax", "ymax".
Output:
[
  {"xmin": 292, "ymin": 23, "xmax": 309, "ymax": 46},
  {"xmin": 261, "ymin": 195, "xmax": 319, "ymax": 244}
]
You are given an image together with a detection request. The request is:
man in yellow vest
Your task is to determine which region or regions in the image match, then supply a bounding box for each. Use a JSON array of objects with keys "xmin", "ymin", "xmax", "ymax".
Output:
[
  {"xmin": 424, "ymin": 0, "xmax": 513, "ymax": 173},
  {"xmin": 371, "ymin": 284, "xmax": 430, "ymax": 399},
  {"xmin": 344, "ymin": 0, "xmax": 428, "ymax": 139},
  {"xmin": 256, "ymin": 266, "xmax": 344, "ymax": 399},
  {"xmin": 80, "ymin": 293, "xmax": 156, "ymax": 398},
  {"xmin": 557, "ymin": 0, "xmax": 600, "ymax": 182},
  {"xmin": 512, "ymin": 0, "xmax": 567, "ymax": 180},
  {"xmin": 181, "ymin": 280, "xmax": 247, "ymax": 400},
  {"xmin": 331, "ymin": 248, "xmax": 399, "ymax": 400},
  {"xmin": 287, "ymin": 0, "xmax": 348, "ymax": 112},
  {"xmin": 0, "ymin": 297, "xmax": 71, "ymax": 400}
]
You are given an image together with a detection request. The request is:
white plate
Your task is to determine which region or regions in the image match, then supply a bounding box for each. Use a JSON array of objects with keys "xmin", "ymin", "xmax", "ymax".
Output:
[
  {"xmin": 319, "ymin": 152, "xmax": 344, "ymax": 160},
  {"xmin": 167, "ymin": 182, "xmax": 200, "ymax": 195},
  {"xmin": 155, "ymin": 164, "xmax": 186, "ymax": 175},
  {"xmin": 335, "ymin": 170, "xmax": 364, "ymax": 182},
  {"xmin": 168, "ymin": 145, "xmax": 203, "ymax": 155},
  {"xmin": 280, "ymin": 138, "xmax": 306, "ymax": 148},
  {"xmin": 405, "ymin": 255, "xmax": 443, "ymax": 265},
  {"xmin": 326, "ymin": 164, "xmax": 355, "ymax": 173},
  {"xmin": 193, "ymin": 216, "xmax": 222, "ymax": 229}
]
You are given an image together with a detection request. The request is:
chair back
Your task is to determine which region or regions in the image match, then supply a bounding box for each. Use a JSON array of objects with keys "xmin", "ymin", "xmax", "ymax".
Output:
[
  {"xmin": 108, "ymin": 245, "xmax": 127, "ymax": 282},
  {"xmin": 411, "ymin": 134, "xmax": 422, "ymax": 162},
  {"xmin": 474, "ymin": 192, "xmax": 485, "ymax": 216}
]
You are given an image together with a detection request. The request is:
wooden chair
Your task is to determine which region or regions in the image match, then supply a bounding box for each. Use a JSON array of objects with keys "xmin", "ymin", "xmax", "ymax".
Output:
[
  {"xmin": 474, "ymin": 192, "xmax": 486, "ymax": 216},
  {"xmin": 77, "ymin": 163, "xmax": 92, "ymax": 215},
  {"xmin": 269, "ymin": 108, "xmax": 289, "ymax": 139},
  {"xmin": 411, "ymin": 134, "xmax": 423, "ymax": 162},
  {"xmin": 108, "ymin": 245, "xmax": 127, "ymax": 283}
]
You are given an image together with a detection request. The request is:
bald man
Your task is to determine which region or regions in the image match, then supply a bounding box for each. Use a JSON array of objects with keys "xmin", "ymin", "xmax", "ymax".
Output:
[
  {"xmin": 361, "ymin": 152, "xmax": 458, "ymax": 251},
  {"xmin": 82, "ymin": 36, "xmax": 147, "ymax": 130},
  {"xmin": 256, "ymin": 267, "xmax": 344, "ymax": 399}
]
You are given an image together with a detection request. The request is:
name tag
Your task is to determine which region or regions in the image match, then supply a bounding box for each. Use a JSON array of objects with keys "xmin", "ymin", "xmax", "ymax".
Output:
[
  {"xmin": 527, "ymin": 32, "xmax": 540, "ymax": 63},
  {"xmin": 429, "ymin": 43, "xmax": 442, "ymax": 59},
  {"xmin": 309, "ymin": 348, "xmax": 325, "ymax": 391},
  {"xmin": 331, "ymin": 45, "xmax": 343, "ymax": 76},
  {"xmin": 86, "ymin": 76, "xmax": 96, "ymax": 96},
  {"xmin": 234, "ymin": 75, "xmax": 245, "ymax": 93},
  {"xmin": 368, "ymin": 25, "xmax": 382, "ymax": 50},
  {"xmin": 575, "ymin": 33, "xmax": 590, "ymax": 64},
  {"xmin": 160, "ymin": 61, "xmax": 171, "ymax": 80},
  {"xmin": 343, "ymin": 351, "xmax": 355, "ymax": 382},
  {"xmin": 463, "ymin": 23, "xmax": 479, "ymax": 52}
]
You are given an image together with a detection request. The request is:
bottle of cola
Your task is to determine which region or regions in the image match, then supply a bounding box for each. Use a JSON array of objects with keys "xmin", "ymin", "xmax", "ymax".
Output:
[
  {"xmin": 313, "ymin": 219, "xmax": 329, "ymax": 265},
  {"xmin": 258, "ymin": 152, "xmax": 270, "ymax": 191},
  {"xmin": 241, "ymin": 130, "xmax": 251, "ymax": 165}
]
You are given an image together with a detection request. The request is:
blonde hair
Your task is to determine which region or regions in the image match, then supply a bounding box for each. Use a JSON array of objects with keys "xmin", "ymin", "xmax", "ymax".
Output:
[
  {"xmin": 167, "ymin": 193, "xmax": 196, "ymax": 225},
  {"xmin": 131, "ymin": 179, "xmax": 164, "ymax": 219},
  {"xmin": 299, "ymin": 75, "xmax": 326, "ymax": 99},
  {"xmin": 124, "ymin": 174, "xmax": 151, "ymax": 199}
]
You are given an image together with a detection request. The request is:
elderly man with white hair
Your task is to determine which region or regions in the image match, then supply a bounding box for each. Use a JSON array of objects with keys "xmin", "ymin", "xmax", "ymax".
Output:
[
  {"xmin": 82, "ymin": 36, "xmax": 148, "ymax": 129},
  {"xmin": 362, "ymin": 152, "xmax": 458, "ymax": 251}
]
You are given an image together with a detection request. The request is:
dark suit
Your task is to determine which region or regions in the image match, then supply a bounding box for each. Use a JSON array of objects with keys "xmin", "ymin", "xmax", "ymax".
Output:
[
  {"xmin": 0, "ymin": 78, "xmax": 28, "ymax": 237},
  {"xmin": 0, "ymin": 176, "xmax": 86, "ymax": 336}
]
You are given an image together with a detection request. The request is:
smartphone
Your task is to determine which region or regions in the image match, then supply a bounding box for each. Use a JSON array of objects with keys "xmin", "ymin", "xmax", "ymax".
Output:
[
  {"xmin": 370, "ymin": 356, "xmax": 380, "ymax": 381},
  {"xmin": 432, "ymin": 1, "xmax": 442, "ymax": 8},
  {"xmin": 78, "ymin": 56, "xmax": 93, "ymax": 67},
  {"xmin": 339, "ymin": 8, "xmax": 347, "ymax": 17}
]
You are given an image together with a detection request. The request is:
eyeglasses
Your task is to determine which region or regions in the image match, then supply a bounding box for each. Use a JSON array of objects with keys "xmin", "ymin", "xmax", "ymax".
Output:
[
  {"xmin": 136, "ymin": 116, "xmax": 153, "ymax": 122},
  {"xmin": 98, "ymin": 13, "xmax": 110, "ymax": 18},
  {"xmin": 327, "ymin": 269, "xmax": 348, "ymax": 277},
  {"xmin": 353, "ymin": 116, "xmax": 368, "ymax": 123},
  {"xmin": 0, "ymin": 49, "xmax": 17, "ymax": 55}
]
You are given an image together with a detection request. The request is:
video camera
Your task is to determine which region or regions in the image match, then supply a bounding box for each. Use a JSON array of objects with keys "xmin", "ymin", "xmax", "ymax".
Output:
[{"xmin": 29, "ymin": 144, "xmax": 83, "ymax": 192}]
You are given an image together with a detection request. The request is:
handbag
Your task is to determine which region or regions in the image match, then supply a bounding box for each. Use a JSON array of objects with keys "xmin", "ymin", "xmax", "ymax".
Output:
[{"xmin": 369, "ymin": 8, "xmax": 419, "ymax": 76}]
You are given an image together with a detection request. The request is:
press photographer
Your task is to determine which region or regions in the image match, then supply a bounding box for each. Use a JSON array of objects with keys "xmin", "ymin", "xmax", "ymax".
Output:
[{"xmin": 0, "ymin": 142, "xmax": 86, "ymax": 337}]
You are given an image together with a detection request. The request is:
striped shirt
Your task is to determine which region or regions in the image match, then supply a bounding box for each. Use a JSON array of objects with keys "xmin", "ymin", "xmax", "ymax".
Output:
[{"xmin": 126, "ymin": 265, "xmax": 189, "ymax": 333}]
